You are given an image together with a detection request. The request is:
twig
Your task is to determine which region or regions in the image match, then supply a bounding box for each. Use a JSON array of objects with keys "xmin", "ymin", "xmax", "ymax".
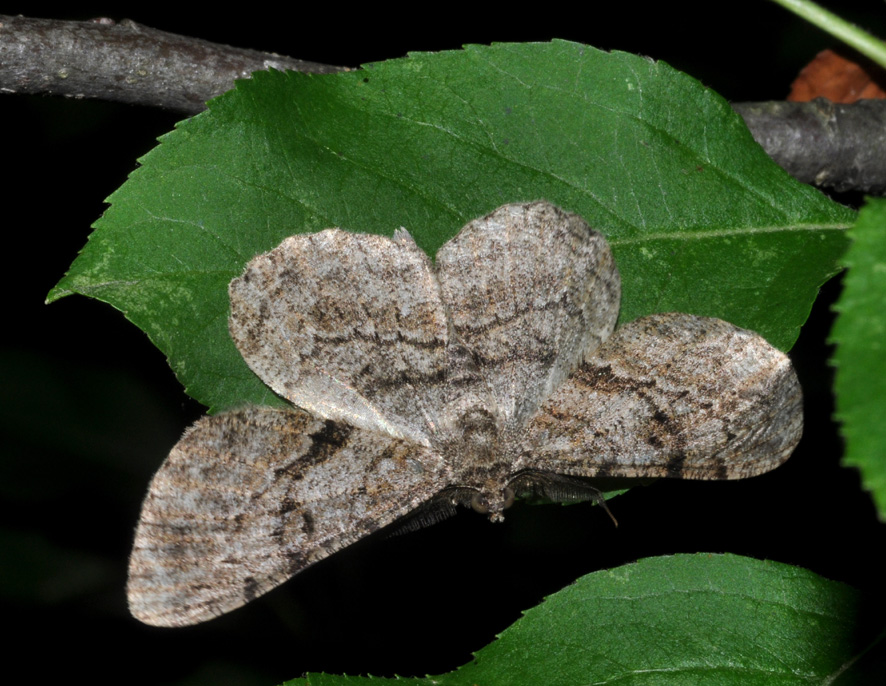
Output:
[
  {"xmin": 734, "ymin": 99, "xmax": 886, "ymax": 194},
  {"xmin": 769, "ymin": 0, "xmax": 886, "ymax": 71},
  {"xmin": 2, "ymin": 15, "xmax": 885, "ymax": 193},
  {"xmin": 0, "ymin": 15, "xmax": 347, "ymax": 112}
]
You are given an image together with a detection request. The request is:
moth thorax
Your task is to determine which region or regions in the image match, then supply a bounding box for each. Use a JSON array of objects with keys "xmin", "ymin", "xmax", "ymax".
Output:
[{"xmin": 443, "ymin": 404, "xmax": 500, "ymax": 467}]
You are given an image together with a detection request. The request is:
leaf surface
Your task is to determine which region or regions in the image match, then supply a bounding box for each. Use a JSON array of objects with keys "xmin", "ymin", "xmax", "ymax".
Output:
[
  {"xmin": 286, "ymin": 554, "xmax": 884, "ymax": 686},
  {"xmin": 832, "ymin": 197, "xmax": 886, "ymax": 520},
  {"xmin": 49, "ymin": 41, "xmax": 853, "ymax": 412}
]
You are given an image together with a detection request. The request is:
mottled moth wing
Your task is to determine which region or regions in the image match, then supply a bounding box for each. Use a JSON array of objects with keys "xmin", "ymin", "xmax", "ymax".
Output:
[
  {"xmin": 128, "ymin": 200, "xmax": 805, "ymax": 628},
  {"xmin": 128, "ymin": 406, "xmax": 445, "ymax": 627},
  {"xmin": 229, "ymin": 229, "xmax": 453, "ymax": 447},
  {"xmin": 436, "ymin": 203, "xmax": 620, "ymax": 429},
  {"xmin": 519, "ymin": 313, "xmax": 803, "ymax": 479},
  {"xmin": 130, "ymin": 227, "xmax": 469, "ymax": 627}
]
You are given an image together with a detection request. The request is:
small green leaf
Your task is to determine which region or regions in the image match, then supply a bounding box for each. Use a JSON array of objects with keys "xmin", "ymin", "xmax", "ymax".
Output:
[
  {"xmin": 49, "ymin": 41, "xmax": 853, "ymax": 412},
  {"xmin": 831, "ymin": 198, "xmax": 886, "ymax": 520},
  {"xmin": 284, "ymin": 554, "xmax": 883, "ymax": 685}
]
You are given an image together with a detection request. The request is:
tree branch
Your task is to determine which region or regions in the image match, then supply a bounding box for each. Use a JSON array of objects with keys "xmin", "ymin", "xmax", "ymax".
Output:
[
  {"xmin": 734, "ymin": 99, "xmax": 886, "ymax": 195},
  {"xmin": 2, "ymin": 15, "xmax": 885, "ymax": 193},
  {"xmin": 0, "ymin": 15, "xmax": 347, "ymax": 112}
]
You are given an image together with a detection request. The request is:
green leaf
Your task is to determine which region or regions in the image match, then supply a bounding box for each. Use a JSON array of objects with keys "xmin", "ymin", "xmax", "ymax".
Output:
[
  {"xmin": 48, "ymin": 41, "xmax": 853, "ymax": 412},
  {"xmin": 283, "ymin": 554, "xmax": 884, "ymax": 686},
  {"xmin": 831, "ymin": 198, "xmax": 886, "ymax": 520}
]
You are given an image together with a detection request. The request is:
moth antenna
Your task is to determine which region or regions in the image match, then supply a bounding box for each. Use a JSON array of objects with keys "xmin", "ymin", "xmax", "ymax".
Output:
[{"xmin": 593, "ymin": 492, "xmax": 619, "ymax": 528}]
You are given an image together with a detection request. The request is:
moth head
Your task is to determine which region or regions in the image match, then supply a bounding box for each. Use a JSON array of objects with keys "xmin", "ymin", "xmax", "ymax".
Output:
[{"xmin": 468, "ymin": 485, "xmax": 516, "ymax": 523}]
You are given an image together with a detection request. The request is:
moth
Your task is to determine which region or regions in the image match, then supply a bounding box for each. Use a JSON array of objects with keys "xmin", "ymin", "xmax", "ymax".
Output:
[{"xmin": 128, "ymin": 202, "xmax": 802, "ymax": 626}]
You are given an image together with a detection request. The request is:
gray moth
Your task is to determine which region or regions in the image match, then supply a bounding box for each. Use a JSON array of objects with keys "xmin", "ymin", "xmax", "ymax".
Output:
[{"xmin": 127, "ymin": 201, "xmax": 803, "ymax": 627}]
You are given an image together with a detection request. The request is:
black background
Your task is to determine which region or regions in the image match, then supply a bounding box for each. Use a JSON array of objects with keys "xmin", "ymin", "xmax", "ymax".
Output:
[{"xmin": 4, "ymin": 3, "xmax": 885, "ymax": 684}]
